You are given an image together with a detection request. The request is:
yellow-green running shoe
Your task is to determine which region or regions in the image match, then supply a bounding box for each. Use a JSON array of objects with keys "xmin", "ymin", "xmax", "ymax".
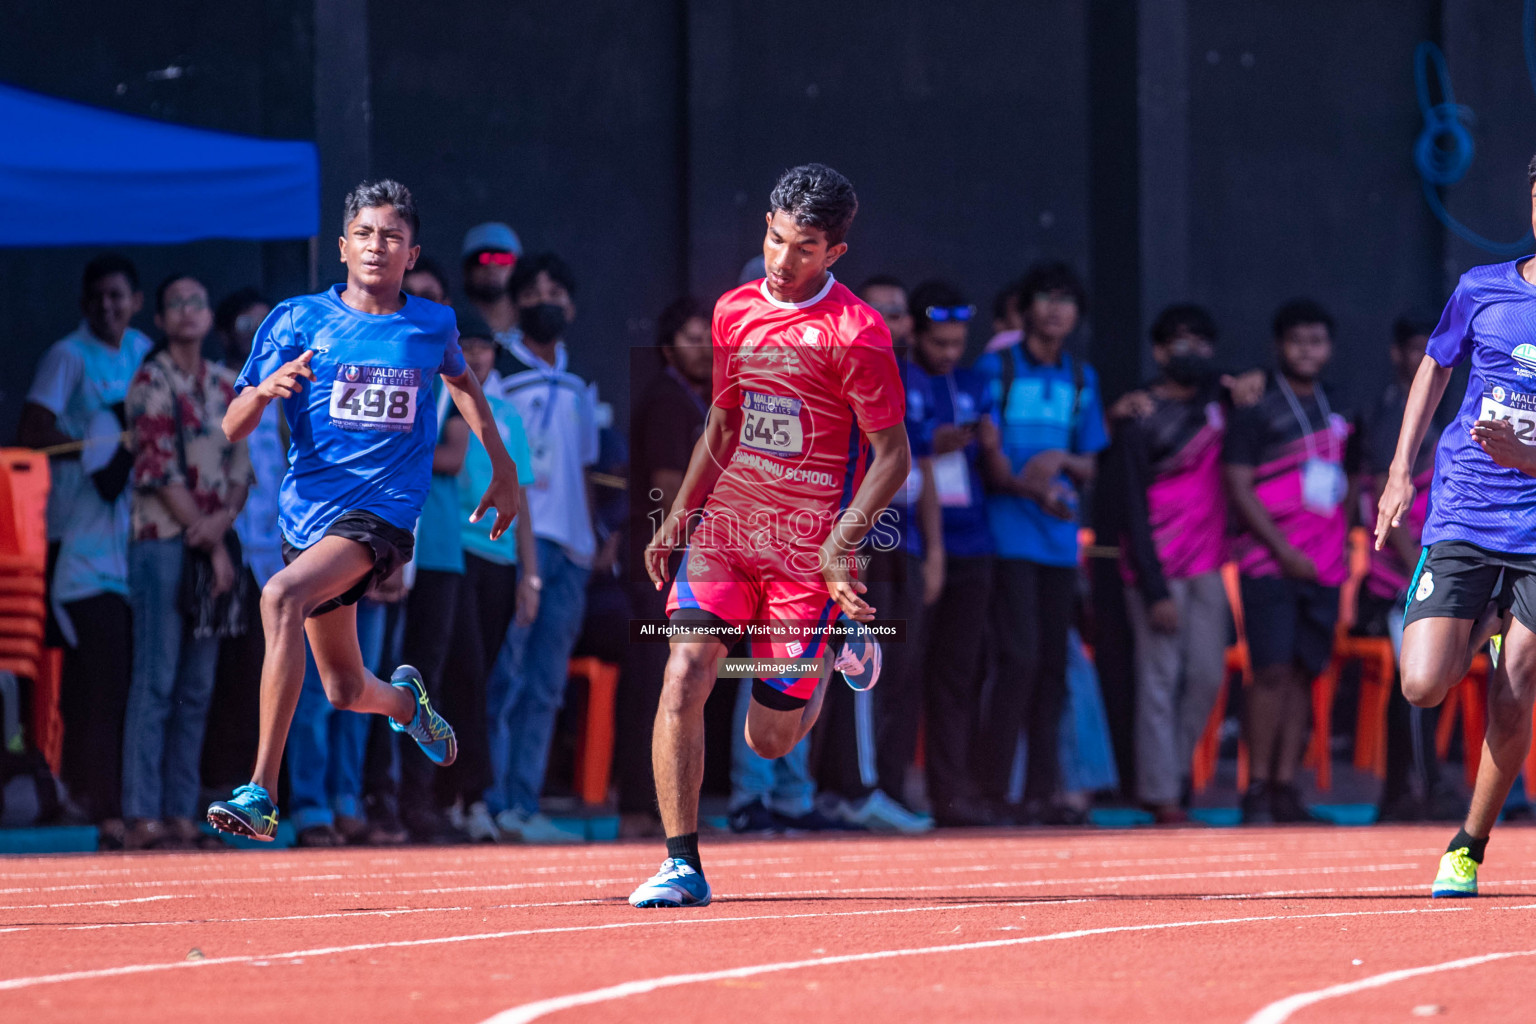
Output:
[{"xmin": 1431, "ymin": 847, "xmax": 1479, "ymax": 898}]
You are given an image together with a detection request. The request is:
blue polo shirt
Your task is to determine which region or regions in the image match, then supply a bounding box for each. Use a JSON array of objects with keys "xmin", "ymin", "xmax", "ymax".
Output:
[
  {"xmin": 916, "ymin": 363, "xmax": 995, "ymax": 558},
  {"xmin": 975, "ymin": 343, "xmax": 1107, "ymax": 566}
]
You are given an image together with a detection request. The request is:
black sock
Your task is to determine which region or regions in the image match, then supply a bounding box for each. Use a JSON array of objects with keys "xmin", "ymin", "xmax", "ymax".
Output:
[
  {"xmin": 665, "ymin": 833, "xmax": 702, "ymax": 873},
  {"xmin": 1449, "ymin": 828, "xmax": 1489, "ymax": 863}
]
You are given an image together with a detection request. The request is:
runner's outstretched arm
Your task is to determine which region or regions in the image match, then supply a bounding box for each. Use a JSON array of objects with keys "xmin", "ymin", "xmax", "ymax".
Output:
[
  {"xmin": 1376, "ymin": 354, "xmax": 1454, "ymax": 550},
  {"xmin": 645, "ymin": 404, "xmax": 740, "ymax": 588},
  {"xmin": 820, "ymin": 423, "xmax": 911, "ymax": 621},
  {"xmin": 224, "ymin": 350, "xmax": 315, "ymax": 443},
  {"xmin": 441, "ymin": 368, "xmax": 520, "ymax": 540}
]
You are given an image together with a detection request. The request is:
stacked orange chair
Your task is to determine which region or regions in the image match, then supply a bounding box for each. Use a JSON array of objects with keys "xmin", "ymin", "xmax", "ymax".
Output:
[
  {"xmin": 1191, "ymin": 562, "xmax": 1250, "ymax": 793},
  {"xmin": 1303, "ymin": 528, "xmax": 1394, "ymax": 790},
  {"xmin": 0, "ymin": 451, "xmax": 56, "ymax": 770},
  {"xmin": 567, "ymin": 657, "xmax": 620, "ymax": 806}
]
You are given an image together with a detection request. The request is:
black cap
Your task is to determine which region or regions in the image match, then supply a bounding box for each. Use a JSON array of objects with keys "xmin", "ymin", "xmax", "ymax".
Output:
[{"xmin": 455, "ymin": 306, "xmax": 495, "ymax": 344}]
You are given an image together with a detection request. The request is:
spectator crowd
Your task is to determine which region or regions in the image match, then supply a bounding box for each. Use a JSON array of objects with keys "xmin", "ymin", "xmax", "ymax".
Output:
[{"xmin": 3, "ymin": 212, "xmax": 1514, "ymax": 850}]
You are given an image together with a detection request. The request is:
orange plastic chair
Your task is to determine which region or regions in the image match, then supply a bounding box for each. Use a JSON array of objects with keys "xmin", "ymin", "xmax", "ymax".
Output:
[
  {"xmin": 0, "ymin": 450, "xmax": 50, "ymax": 569},
  {"xmin": 0, "ymin": 615, "xmax": 44, "ymax": 642},
  {"xmin": 1191, "ymin": 563, "xmax": 1250, "ymax": 793},
  {"xmin": 568, "ymin": 657, "xmax": 620, "ymax": 807}
]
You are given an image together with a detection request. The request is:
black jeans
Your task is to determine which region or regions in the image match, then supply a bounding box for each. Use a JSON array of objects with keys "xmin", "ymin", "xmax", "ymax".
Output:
[
  {"xmin": 979, "ymin": 559, "xmax": 1075, "ymax": 805},
  {"xmin": 616, "ymin": 579, "xmax": 668, "ymax": 815},
  {"xmin": 58, "ymin": 593, "xmax": 132, "ymax": 822},
  {"xmin": 924, "ymin": 554, "xmax": 994, "ymax": 813},
  {"xmin": 437, "ymin": 555, "xmax": 518, "ymax": 807},
  {"xmin": 204, "ymin": 568, "xmax": 263, "ymax": 793},
  {"xmin": 397, "ymin": 569, "xmax": 462, "ymax": 825},
  {"xmin": 814, "ymin": 549, "xmax": 930, "ymax": 804}
]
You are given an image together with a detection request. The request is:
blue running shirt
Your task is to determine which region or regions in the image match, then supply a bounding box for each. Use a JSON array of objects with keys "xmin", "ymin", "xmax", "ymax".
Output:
[
  {"xmin": 1422, "ymin": 259, "xmax": 1536, "ymax": 555},
  {"xmin": 235, "ymin": 285, "xmax": 467, "ymax": 548}
]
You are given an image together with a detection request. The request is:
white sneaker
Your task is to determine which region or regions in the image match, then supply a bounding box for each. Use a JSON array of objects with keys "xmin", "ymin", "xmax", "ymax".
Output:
[
  {"xmin": 827, "ymin": 789, "xmax": 933, "ymax": 834},
  {"xmin": 463, "ymin": 801, "xmax": 500, "ymax": 843},
  {"xmin": 516, "ymin": 812, "xmax": 585, "ymax": 844},
  {"xmin": 494, "ymin": 808, "xmax": 525, "ymax": 841},
  {"xmin": 446, "ymin": 801, "xmax": 467, "ymax": 831}
]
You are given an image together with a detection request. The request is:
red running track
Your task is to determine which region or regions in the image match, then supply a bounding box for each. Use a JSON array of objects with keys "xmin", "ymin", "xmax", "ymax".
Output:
[{"xmin": 1, "ymin": 825, "xmax": 1534, "ymax": 1023}]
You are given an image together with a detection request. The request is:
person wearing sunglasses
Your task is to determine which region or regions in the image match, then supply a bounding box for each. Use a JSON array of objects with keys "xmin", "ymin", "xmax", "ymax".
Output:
[{"xmin": 460, "ymin": 221, "xmax": 524, "ymax": 350}]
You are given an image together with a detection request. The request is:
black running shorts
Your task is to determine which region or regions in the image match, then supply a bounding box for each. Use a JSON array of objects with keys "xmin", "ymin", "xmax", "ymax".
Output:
[
  {"xmin": 1403, "ymin": 539, "xmax": 1536, "ymax": 634},
  {"xmin": 280, "ymin": 510, "xmax": 416, "ymax": 617}
]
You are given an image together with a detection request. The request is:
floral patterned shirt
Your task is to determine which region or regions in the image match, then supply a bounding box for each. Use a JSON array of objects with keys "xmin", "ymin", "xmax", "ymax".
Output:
[{"xmin": 127, "ymin": 350, "xmax": 252, "ymax": 542}]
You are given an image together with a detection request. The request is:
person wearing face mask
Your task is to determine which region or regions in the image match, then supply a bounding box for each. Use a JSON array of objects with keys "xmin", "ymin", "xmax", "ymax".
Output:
[
  {"xmin": 481, "ymin": 251, "xmax": 598, "ymax": 842},
  {"xmin": 1112, "ymin": 305, "xmax": 1235, "ymax": 824}
]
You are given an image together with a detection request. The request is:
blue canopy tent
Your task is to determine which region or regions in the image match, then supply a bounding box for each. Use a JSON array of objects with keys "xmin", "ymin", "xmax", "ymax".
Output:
[{"xmin": 0, "ymin": 82, "xmax": 318, "ymax": 247}]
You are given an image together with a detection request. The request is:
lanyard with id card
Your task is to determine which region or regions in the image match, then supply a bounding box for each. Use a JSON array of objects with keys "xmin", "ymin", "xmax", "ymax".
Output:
[
  {"xmin": 932, "ymin": 372, "xmax": 977, "ymax": 507},
  {"xmin": 1277, "ymin": 374, "xmax": 1345, "ymax": 516}
]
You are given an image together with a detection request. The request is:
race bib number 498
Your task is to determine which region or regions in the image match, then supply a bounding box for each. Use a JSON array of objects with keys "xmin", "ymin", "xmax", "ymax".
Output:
[
  {"xmin": 1479, "ymin": 386, "xmax": 1536, "ymax": 446},
  {"xmin": 330, "ymin": 365, "xmax": 422, "ymax": 432},
  {"xmin": 739, "ymin": 391, "xmax": 805, "ymax": 456}
]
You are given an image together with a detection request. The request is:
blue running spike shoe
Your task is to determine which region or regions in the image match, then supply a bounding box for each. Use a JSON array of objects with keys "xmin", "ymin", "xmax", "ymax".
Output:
[
  {"xmin": 207, "ymin": 784, "xmax": 279, "ymax": 841},
  {"xmin": 388, "ymin": 664, "xmax": 458, "ymax": 766},
  {"xmin": 629, "ymin": 858, "xmax": 712, "ymax": 908},
  {"xmin": 833, "ymin": 615, "xmax": 882, "ymax": 691}
]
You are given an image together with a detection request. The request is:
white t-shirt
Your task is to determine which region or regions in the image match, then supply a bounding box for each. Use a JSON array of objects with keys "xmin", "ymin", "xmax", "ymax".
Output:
[
  {"xmin": 497, "ymin": 339, "xmax": 598, "ymax": 564},
  {"xmin": 26, "ymin": 323, "xmax": 152, "ymax": 602}
]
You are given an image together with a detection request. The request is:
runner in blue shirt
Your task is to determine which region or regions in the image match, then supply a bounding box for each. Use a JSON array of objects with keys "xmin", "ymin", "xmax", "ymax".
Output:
[
  {"xmin": 206, "ymin": 181, "xmax": 523, "ymax": 841},
  {"xmin": 1378, "ymin": 163, "xmax": 1536, "ymax": 896}
]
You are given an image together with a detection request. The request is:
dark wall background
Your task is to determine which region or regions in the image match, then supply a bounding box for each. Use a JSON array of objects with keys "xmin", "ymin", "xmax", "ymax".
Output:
[{"xmin": 2, "ymin": 0, "xmax": 1533, "ymax": 435}]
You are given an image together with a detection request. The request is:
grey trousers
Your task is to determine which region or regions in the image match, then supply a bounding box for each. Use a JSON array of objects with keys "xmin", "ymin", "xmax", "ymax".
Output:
[{"xmin": 1124, "ymin": 571, "xmax": 1229, "ymax": 806}]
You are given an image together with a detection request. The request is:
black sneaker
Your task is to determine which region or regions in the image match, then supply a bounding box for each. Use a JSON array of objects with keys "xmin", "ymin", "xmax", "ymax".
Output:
[
  {"xmin": 775, "ymin": 806, "xmax": 856, "ymax": 833},
  {"xmin": 1375, "ymin": 792, "xmax": 1423, "ymax": 823},
  {"xmin": 728, "ymin": 799, "xmax": 779, "ymax": 834},
  {"xmin": 1240, "ymin": 782, "xmax": 1273, "ymax": 824},
  {"xmin": 1269, "ymin": 782, "xmax": 1322, "ymax": 823}
]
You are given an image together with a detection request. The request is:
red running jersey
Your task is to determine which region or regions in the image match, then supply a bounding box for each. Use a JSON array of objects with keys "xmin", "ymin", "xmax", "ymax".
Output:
[{"xmin": 703, "ymin": 274, "xmax": 904, "ymax": 560}]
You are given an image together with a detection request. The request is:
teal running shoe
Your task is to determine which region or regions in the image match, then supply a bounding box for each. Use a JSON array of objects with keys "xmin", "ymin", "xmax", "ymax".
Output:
[
  {"xmin": 388, "ymin": 665, "xmax": 457, "ymax": 766},
  {"xmin": 833, "ymin": 615, "xmax": 882, "ymax": 692},
  {"xmin": 1431, "ymin": 848, "xmax": 1479, "ymax": 897},
  {"xmin": 207, "ymin": 784, "xmax": 279, "ymax": 841},
  {"xmin": 629, "ymin": 858, "xmax": 712, "ymax": 908}
]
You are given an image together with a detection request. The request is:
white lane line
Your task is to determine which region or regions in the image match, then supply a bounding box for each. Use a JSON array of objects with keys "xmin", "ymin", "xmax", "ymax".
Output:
[
  {"xmin": 328, "ymin": 861, "xmax": 1427, "ymax": 901},
  {"xmin": 0, "ymin": 895, "xmax": 191, "ymax": 912},
  {"xmin": 0, "ymin": 901, "xmax": 1025, "ymax": 991},
  {"xmin": 1244, "ymin": 948, "xmax": 1536, "ymax": 1024},
  {"xmin": 476, "ymin": 906, "xmax": 1476, "ymax": 1024},
  {"xmin": 0, "ymin": 906, "xmax": 476, "ymax": 933},
  {"xmin": 0, "ymin": 842, "xmax": 1432, "ymax": 891}
]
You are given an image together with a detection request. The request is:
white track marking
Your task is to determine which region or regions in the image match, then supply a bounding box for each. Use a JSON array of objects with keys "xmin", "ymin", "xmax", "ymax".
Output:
[
  {"xmin": 1244, "ymin": 948, "xmax": 1536, "ymax": 1024},
  {"xmin": 476, "ymin": 906, "xmax": 1476, "ymax": 1023},
  {"xmin": 0, "ymin": 906, "xmax": 476, "ymax": 933},
  {"xmin": 0, "ymin": 841, "xmax": 1436, "ymax": 890},
  {"xmin": 0, "ymin": 895, "xmax": 190, "ymax": 911},
  {"xmin": 324, "ymin": 860, "xmax": 1427, "ymax": 902},
  {"xmin": 0, "ymin": 901, "xmax": 1024, "ymax": 991}
]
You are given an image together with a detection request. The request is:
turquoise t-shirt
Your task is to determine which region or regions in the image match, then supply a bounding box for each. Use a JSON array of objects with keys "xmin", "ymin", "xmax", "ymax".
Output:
[
  {"xmin": 459, "ymin": 385, "xmax": 534, "ymax": 565},
  {"xmin": 414, "ymin": 383, "xmax": 465, "ymax": 573}
]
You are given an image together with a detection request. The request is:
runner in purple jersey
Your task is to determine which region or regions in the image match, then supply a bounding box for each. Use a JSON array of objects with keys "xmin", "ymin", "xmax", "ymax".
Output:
[{"xmin": 1376, "ymin": 155, "xmax": 1536, "ymax": 897}]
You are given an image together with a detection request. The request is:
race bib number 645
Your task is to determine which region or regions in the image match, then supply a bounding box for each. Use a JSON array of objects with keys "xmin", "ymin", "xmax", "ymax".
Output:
[
  {"xmin": 1480, "ymin": 387, "xmax": 1536, "ymax": 446},
  {"xmin": 739, "ymin": 391, "xmax": 805, "ymax": 456},
  {"xmin": 330, "ymin": 365, "xmax": 422, "ymax": 433}
]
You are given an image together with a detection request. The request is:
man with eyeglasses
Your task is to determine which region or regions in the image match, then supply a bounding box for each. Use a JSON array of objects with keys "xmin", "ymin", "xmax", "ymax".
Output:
[
  {"xmin": 461, "ymin": 221, "xmax": 523, "ymax": 352},
  {"xmin": 973, "ymin": 261, "xmax": 1107, "ymax": 824}
]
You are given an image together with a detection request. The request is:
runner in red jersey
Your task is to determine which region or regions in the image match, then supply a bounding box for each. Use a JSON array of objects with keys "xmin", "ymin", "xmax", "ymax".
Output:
[{"xmin": 631, "ymin": 165, "xmax": 911, "ymax": 908}]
